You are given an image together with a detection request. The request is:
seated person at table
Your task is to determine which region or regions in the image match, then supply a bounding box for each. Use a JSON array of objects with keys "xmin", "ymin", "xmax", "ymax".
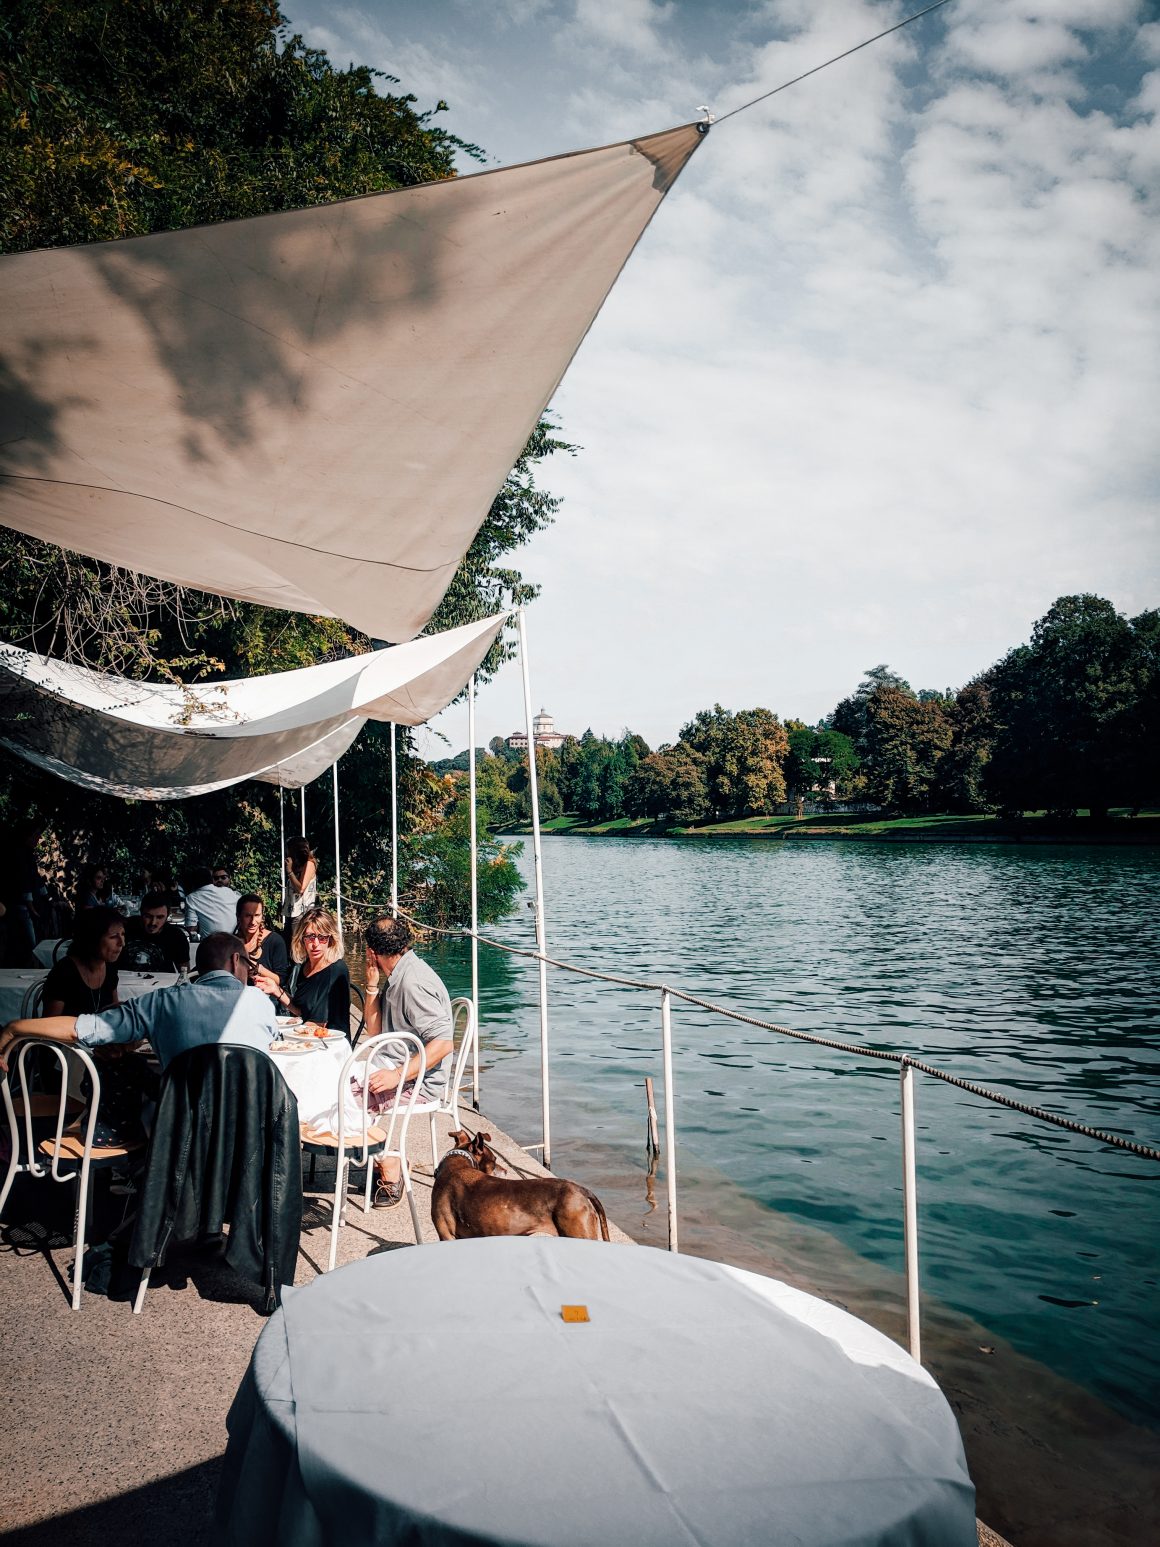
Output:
[
  {"xmin": 361, "ymin": 915, "xmax": 455, "ymax": 1209},
  {"xmin": 183, "ymin": 865, "xmax": 241, "ymax": 938},
  {"xmin": 256, "ymin": 908, "xmax": 349, "ymax": 1033},
  {"xmin": 43, "ymin": 905, "xmax": 124, "ymax": 1015},
  {"xmin": 74, "ymin": 862, "xmax": 113, "ymax": 915},
  {"xmin": 123, "ymin": 892, "xmax": 191, "ymax": 974},
  {"xmin": 0, "ymin": 932, "xmax": 277, "ymax": 1076},
  {"xmin": 236, "ymin": 893, "xmax": 289, "ymax": 1000}
]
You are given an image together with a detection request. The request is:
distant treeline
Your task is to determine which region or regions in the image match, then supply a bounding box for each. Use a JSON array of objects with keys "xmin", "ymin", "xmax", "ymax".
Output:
[{"xmin": 433, "ymin": 595, "xmax": 1157, "ymax": 825}]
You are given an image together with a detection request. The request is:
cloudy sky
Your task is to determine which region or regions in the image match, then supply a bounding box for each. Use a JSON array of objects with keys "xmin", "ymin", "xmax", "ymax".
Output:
[{"xmin": 287, "ymin": 0, "xmax": 1158, "ymax": 754}]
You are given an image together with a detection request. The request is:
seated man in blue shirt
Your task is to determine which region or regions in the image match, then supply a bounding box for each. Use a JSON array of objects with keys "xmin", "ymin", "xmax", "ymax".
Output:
[{"xmin": 0, "ymin": 932, "xmax": 277, "ymax": 1074}]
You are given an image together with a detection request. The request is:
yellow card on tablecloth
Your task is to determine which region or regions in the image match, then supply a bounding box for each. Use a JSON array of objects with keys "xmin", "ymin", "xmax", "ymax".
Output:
[{"xmin": 561, "ymin": 1305, "xmax": 589, "ymax": 1323}]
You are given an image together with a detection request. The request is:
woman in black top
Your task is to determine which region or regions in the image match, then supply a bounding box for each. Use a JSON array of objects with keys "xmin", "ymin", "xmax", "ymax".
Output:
[
  {"xmin": 43, "ymin": 905, "xmax": 124, "ymax": 1015},
  {"xmin": 257, "ymin": 906, "xmax": 349, "ymax": 1034},
  {"xmin": 41, "ymin": 906, "xmax": 151, "ymax": 1143},
  {"xmin": 236, "ymin": 893, "xmax": 289, "ymax": 1001}
]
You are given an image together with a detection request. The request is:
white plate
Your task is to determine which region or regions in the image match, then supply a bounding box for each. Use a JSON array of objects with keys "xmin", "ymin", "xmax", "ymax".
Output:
[
  {"xmin": 289, "ymin": 1028, "xmax": 346, "ymax": 1044},
  {"xmin": 275, "ymin": 1015, "xmax": 303, "ymax": 1028},
  {"xmin": 269, "ymin": 1042, "xmax": 314, "ymax": 1057}
]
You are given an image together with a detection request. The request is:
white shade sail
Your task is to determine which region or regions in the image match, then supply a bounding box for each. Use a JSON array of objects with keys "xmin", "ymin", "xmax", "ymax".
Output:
[
  {"xmin": 0, "ymin": 125, "xmax": 704, "ymax": 641},
  {"xmin": 0, "ymin": 612, "xmax": 507, "ymax": 800}
]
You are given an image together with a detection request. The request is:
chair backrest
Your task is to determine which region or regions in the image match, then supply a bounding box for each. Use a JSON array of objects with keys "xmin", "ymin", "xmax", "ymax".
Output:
[
  {"xmin": 348, "ymin": 981, "xmax": 366, "ymax": 1046},
  {"xmin": 130, "ymin": 1044, "xmax": 302, "ymax": 1302},
  {"xmin": 337, "ymin": 1032, "xmax": 425, "ymax": 1164},
  {"xmin": 20, "ymin": 979, "xmax": 46, "ymax": 1017},
  {"xmin": 442, "ymin": 998, "xmax": 477, "ymax": 1118},
  {"xmin": 53, "ymin": 937, "xmax": 72, "ymax": 962},
  {"xmin": 0, "ymin": 1039, "xmax": 102, "ymax": 1186}
]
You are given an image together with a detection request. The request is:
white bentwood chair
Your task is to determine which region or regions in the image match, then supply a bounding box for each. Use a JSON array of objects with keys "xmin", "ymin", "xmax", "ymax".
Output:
[
  {"xmin": 0, "ymin": 1040, "xmax": 144, "ymax": 1311},
  {"xmin": 411, "ymin": 997, "xmax": 477, "ymax": 1171},
  {"xmin": 302, "ymin": 1032, "xmax": 427, "ymax": 1271}
]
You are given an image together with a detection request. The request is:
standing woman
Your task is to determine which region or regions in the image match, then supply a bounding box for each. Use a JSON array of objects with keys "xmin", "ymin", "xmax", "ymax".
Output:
[
  {"xmin": 283, "ymin": 837, "xmax": 318, "ymax": 942},
  {"xmin": 258, "ymin": 907, "xmax": 349, "ymax": 1034},
  {"xmin": 43, "ymin": 904, "xmax": 124, "ymax": 1015}
]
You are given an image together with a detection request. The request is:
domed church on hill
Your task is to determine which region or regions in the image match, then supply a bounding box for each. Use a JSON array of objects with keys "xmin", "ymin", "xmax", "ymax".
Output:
[{"xmin": 507, "ymin": 708, "xmax": 568, "ymax": 751}]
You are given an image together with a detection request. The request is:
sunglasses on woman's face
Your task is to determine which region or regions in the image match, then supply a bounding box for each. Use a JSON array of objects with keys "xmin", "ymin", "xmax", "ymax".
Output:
[{"xmin": 302, "ymin": 932, "xmax": 331, "ymax": 945}]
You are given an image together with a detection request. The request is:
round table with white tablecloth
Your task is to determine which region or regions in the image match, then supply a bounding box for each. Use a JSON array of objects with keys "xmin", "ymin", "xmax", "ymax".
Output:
[
  {"xmin": 216, "ymin": 1237, "xmax": 977, "ymax": 1547},
  {"xmin": 267, "ymin": 1038, "xmax": 354, "ymax": 1131}
]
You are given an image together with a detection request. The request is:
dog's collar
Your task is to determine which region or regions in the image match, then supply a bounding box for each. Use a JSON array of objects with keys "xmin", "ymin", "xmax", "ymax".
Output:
[{"xmin": 443, "ymin": 1147, "xmax": 477, "ymax": 1169}]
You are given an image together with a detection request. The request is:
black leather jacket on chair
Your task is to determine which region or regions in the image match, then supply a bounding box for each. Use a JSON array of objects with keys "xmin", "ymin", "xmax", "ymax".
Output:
[{"xmin": 130, "ymin": 1045, "xmax": 302, "ymax": 1312}]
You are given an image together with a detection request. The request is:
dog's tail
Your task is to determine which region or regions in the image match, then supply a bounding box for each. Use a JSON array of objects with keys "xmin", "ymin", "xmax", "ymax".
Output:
[{"xmin": 584, "ymin": 1187, "xmax": 611, "ymax": 1242}]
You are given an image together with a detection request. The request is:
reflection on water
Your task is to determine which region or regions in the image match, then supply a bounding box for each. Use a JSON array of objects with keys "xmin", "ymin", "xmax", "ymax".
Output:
[{"xmin": 431, "ymin": 836, "xmax": 1160, "ymax": 1434}]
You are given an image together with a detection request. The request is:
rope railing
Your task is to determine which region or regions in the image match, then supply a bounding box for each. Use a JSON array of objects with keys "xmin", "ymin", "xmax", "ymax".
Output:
[
  {"xmin": 355, "ymin": 895, "xmax": 1159, "ymax": 1163},
  {"xmin": 339, "ymin": 885, "xmax": 1159, "ymax": 1363}
]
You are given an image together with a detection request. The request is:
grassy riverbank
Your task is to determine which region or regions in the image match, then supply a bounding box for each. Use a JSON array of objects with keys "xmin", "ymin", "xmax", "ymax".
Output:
[{"xmin": 517, "ymin": 810, "xmax": 1160, "ymax": 844}]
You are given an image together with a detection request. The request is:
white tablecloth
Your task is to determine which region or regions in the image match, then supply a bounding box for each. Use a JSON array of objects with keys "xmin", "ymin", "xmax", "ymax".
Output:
[
  {"xmin": 269, "ymin": 1041, "xmax": 352, "ymax": 1129},
  {"xmin": 216, "ymin": 1238, "xmax": 977, "ymax": 1547},
  {"xmin": 0, "ymin": 968, "xmax": 179, "ymax": 1025}
]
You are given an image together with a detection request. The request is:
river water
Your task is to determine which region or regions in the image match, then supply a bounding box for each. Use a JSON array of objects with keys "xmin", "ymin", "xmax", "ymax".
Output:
[{"xmin": 427, "ymin": 834, "xmax": 1160, "ymax": 1443}]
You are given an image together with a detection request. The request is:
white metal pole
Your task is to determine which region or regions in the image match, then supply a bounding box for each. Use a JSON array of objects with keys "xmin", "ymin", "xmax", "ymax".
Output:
[
  {"xmin": 660, "ymin": 988, "xmax": 679, "ymax": 1253},
  {"xmin": 390, "ymin": 722, "xmax": 398, "ymax": 916},
  {"xmin": 332, "ymin": 761, "xmax": 342, "ymax": 936},
  {"xmin": 517, "ymin": 607, "xmax": 551, "ymax": 1170},
  {"xmin": 300, "ymin": 785, "xmax": 306, "ymax": 837},
  {"xmin": 468, "ymin": 673, "xmax": 480, "ymax": 1109},
  {"xmin": 900, "ymin": 1061, "xmax": 921, "ymax": 1364},
  {"xmin": 278, "ymin": 786, "xmax": 286, "ymax": 912}
]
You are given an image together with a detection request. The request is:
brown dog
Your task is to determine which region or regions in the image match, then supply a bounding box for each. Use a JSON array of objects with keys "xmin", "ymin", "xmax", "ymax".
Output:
[{"xmin": 431, "ymin": 1130, "xmax": 610, "ymax": 1242}]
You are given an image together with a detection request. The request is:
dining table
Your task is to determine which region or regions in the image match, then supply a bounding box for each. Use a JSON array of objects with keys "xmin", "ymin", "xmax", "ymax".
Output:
[
  {"xmin": 268, "ymin": 1034, "xmax": 355, "ymax": 1133},
  {"xmin": 216, "ymin": 1236, "xmax": 977, "ymax": 1547}
]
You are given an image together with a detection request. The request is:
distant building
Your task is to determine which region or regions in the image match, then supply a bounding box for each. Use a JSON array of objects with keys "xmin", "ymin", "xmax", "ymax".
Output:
[{"xmin": 507, "ymin": 708, "xmax": 568, "ymax": 751}]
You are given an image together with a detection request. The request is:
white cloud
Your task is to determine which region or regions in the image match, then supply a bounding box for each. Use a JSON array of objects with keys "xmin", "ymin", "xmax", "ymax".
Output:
[
  {"xmin": 284, "ymin": 0, "xmax": 1158, "ymax": 748},
  {"xmin": 566, "ymin": 0, "xmax": 675, "ymax": 59}
]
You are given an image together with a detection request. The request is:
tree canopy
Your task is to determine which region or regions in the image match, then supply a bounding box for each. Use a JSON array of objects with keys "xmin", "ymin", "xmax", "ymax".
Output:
[{"xmin": 467, "ymin": 595, "xmax": 1157, "ymax": 830}]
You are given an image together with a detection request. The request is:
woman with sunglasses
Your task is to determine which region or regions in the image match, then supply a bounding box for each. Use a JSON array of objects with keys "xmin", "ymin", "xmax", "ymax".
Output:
[{"xmin": 257, "ymin": 906, "xmax": 350, "ymax": 1034}]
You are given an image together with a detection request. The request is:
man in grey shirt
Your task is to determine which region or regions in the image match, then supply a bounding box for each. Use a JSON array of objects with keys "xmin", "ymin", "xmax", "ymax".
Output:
[
  {"xmin": 0, "ymin": 932, "xmax": 276, "ymax": 1074},
  {"xmin": 362, "ymin": 915, "xmax": 454, "ymax": 1208}
]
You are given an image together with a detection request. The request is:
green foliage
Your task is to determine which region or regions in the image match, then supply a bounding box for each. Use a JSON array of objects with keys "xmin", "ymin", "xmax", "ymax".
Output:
[
  {"xmin": 679, "ymin": 705, "xmax": 789, "ymax": 818},
  {"xmin": 399, "ymin": 794, "xmax": 525, "ymax": 931},
  {"xmin": 861, "ymin": 687, "xmax": 953, "ymax": 813},
  {"xmin": 933, "ymin": 678, "xmax": 994, "ymax": 814},
  {"xmin": 985, "ymin": 596, "xmax": 1154, "ymax": 819},
  {"xmin": 786, "ymin": 727, "xmax": 859, "ymax": 801},
  {"xmin": 1, "ymin": 0, "xmax": 477, "ymax": 254}
]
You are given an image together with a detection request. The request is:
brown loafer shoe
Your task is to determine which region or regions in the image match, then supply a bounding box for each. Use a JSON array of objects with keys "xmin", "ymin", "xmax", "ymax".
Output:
[{"xmin": 373, "ymin": 1178, "xmax": 405, "ymax": 1209}]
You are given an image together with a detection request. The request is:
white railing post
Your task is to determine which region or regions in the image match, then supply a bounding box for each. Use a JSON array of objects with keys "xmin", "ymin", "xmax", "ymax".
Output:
[
  {"xmin": 660, "ymin": 988, "xmax": 679, "ymax": 1253},
  {"xmin": 468, "ymin": 673, "xmax": 480, "ymax": 1109},
  {"xmin": 900, "ymin": 1059, "xmax": 921, "ymax": 1364},
  {"xmin": 278, "ymin": 786, "xmax": 286, "ymax": 912},
  {"xmin": 390, "ymin": 721, "xmax": 398, "ymax": 916},
  {"xmin": 517, "ymin": 607, "xmax": 551, "ymax": 1170},
  {"xmin": 332, "ymin": 760, "xmax": 342, "ymax": 935},
  {"xmin": 300, "ymin": 785, "xmax": 306, "ymax": 837}
]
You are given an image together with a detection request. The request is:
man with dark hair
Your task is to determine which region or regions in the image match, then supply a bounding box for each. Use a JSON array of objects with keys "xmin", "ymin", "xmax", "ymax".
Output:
[
  {"xmin": 124, "ymin": 891, "xmax": 191, "ymax": 973},
  {"xmin": 362, "ymin": 915, "xmax": 454, "ymax": 1208},
  {"xmin": 0, "ymin": 932, "xmax": 276, "ymax": 1073},
  {"xmin": 183, "ymin": 866, "xmax": 241, "ymax": 938}
]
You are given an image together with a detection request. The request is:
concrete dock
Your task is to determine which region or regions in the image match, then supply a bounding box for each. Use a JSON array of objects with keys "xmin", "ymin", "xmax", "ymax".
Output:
[
  {"xmin": 0, "ymin": 1108, "xmax": 1014, "ymax": 1547},
  {"xmin": 0, "ymin": 1111, "xmax": 634, "ymax": 1544}
]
